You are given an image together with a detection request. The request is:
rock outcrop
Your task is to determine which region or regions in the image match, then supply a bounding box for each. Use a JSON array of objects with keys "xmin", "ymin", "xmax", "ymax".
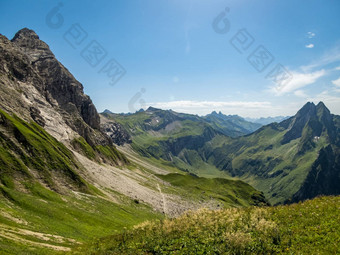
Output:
[
  {"xmin": 0, "ymin": 28, "xmax": 109, "ymax": 147},
  {"xmin": 101, "ymin": 120, "xmax": 132, "ymax": 146}
]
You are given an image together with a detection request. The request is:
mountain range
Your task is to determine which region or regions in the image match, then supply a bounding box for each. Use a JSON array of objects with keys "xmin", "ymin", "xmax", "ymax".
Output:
[
  {"xmin": 103, "ymin": 102, "xmax": 340, "ymax": 205},
  {"xmin": 245, "ymin": 116, "xmax": 290, "ymax": 125},
  {"xmin": 0, "ymin": 28, "xmax": 339, "ymax": 253}
]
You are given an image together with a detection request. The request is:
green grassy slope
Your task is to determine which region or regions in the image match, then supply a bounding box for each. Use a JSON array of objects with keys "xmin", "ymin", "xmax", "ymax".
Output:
[
  {"xmin": 77, "ymin": 195, "xmax": 340, "ymax": 254},
  {"xmin": 0, "ymin": 109, "xmax": 89, "ymax": 192},
  {"xmin": 0, "ymin": 109, "xmax": 163, "ymax": 254},
  {"xmin": 205, "ymin": 102, "xmax": 340, "ymax": 204},
  {"xmin": 0, "ymin": 183, "xmax": 163, "ymax": 254},
  {"xmin": 71, "ymin": 136, "xmax": 129, "ymax": 166},
  {"xmin": 157, "ymin": 173, "xmax": 268, "ymax": 208},
  {"xmin": 206, "ymin": 122, "xmax": 328, "ymax": 204},
  {"xmin": 103, "ymin": 109, "xmax": 229, "ymax": 177}
]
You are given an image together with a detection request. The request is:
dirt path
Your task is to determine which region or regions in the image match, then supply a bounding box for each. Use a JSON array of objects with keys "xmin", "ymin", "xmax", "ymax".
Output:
[
  {"xmin": 0, "ymin": 224, "xmax": 74, "ymax": 251},
  {"xmin": 157, "ymin": 183, "xmax": 167, "ymax": 214}
]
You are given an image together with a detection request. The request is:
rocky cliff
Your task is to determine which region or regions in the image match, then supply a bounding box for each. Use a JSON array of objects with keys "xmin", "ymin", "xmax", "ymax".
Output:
[{"xmin": 0, "ymin": 28, "xmax": 126, "ymax": 163}]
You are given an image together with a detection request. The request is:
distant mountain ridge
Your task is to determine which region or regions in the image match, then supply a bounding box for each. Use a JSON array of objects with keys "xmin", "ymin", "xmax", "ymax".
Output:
[
  {"xmin": 245, "ymin": 116, "xmax": 290, "ymax": 125},
  {"xmin": 106, "ymin": 102, "xmax": 340, "ymax": 204},
  {"xmin": 203, "ymin": 111, "xmax": 262, "ymax": 137},
  {"xmin": 206, "ymin": 101, "xmax": 340, "ymax": 204}
]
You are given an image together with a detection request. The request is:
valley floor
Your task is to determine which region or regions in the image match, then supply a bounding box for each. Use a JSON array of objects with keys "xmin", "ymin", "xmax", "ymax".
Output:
[{"xmin": 0, "ymin": 144, "xmax": 338, "ymax": 254}]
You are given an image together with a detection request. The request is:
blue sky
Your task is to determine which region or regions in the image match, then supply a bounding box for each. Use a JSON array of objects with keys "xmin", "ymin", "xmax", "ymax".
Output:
[{"xmin": 1, "ymin": 0, "xmax": 340, "ymax": 117}]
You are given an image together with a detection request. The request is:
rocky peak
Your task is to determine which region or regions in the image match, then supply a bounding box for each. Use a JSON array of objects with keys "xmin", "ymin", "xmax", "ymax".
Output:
[
  {"xmin": 12, "ymin": 28, "xmax": 40, "ymax": 44},
  {"xmin": 146, "ymin": 106, "xmax": 160, "ymax": 112},
  {"xmin": 281, "ymin": 102, "xmax": 336, "ymax": 145},
  {"xmin": 296, "ymin": 102, "xmax": 316, "ymax": 117},
  {"xmin": 0, "ymin": 28, "xmax": 110, "ymax": 147},
  {"xmin": 281, "ymin": 102, "xmax": 317, "ymax": 144},
  {"xmin": 12, "ymin": 28, "xmax": 100, "ymax": 131},
  {"xmin": 103, "ymin": 109, "xmax": 114, "ymax": 114},
  {"xmin": 11, "ymin": 28, "xmax": 54, "ymax": 62},
  {"xmin": 316, "ymin": 101, "xmax": 332, "ymax": 122}
]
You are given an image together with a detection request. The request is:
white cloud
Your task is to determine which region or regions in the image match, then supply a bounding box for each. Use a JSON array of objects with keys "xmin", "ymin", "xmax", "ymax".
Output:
[
  {"xmin": 332, "ymin": 77, "xmax": 340, "ymax": 87},
  {"xmin": 305, "ymin": 44, "xmax": 314, "ymax": 49},
  {"xmin": 301, "ymin": 44, "xmax": 340, "ymax": 71},
  {"xmin": 307, "ymin": 32, "xmax": 316, "ymax": 38},
  {"xmin": 271, "ymin": 69, "xmax": 326, "ymax": 95},
  {"xmin": 336, "ymin": 66, "xmax": 340, "ymax": 71},
  {"xmin": 294, "ymin": 90, "xmax": 308, "ymax": 98},
  {"xmin": 146, "ymin": 100, "xmax": 272, "ymax": 116},
  {"xmin": 149, "ymin": 100, "xmax": 271, "ymax": 109}
]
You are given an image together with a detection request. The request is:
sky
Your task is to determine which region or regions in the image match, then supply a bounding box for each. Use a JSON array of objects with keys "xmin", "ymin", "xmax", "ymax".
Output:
[{"xmin": 1, "ymin": 0, "xmax": 340, "ymax": 118}]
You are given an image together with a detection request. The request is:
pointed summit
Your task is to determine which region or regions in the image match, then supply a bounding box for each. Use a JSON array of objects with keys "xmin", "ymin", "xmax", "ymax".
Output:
[
  {"xmin": 316, "ymin": 101, "xmax": 327, "ymax": 109},
  {"xmin": 316, "ymin": 101, "xmax": 331, "ymax": 120},
  {"xmin": 281, "ymin": 102, "xmax": 317, "ymax": 144},
  {"xmin": 11, "ymin": 28, "xmax": 39, "ymax": 41},
  {"xmin": 103, "ymin": 109, "xmax": 114, "ymax": 114},
  {"xmin": 281, "ymin": 102, "xmax": 336, "ymax": 145},
  {"xmin": 315, "ymin": 101, "xmax": 335, "ymax": 140},
  {"xmin": 296, "ymin": 102, "xmax": 316, "ymax": 116},
  {"xmin": 4, "ymin": 28, "xmax": 100, "ymax": 131},
  {"xmin": 11, "ymin": 27, "xmax": 54, "ymax": 61},
  {"xmin": 146, "ymin": 106, "xmax": 160, "ymax": 112}
]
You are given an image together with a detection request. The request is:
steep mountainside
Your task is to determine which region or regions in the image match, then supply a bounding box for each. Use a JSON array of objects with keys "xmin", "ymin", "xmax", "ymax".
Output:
[
  {"xmin": 0, "ymin": 28, "xmax": 126, "ymax": 165},
  {"xmin": 206, "ymin": 102, "xmax": 340, "ymax": 204}
]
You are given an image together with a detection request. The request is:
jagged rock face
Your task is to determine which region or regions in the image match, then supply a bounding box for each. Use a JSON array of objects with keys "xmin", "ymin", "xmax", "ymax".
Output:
[
  {"xmin": 101, "ymin": 120, "xmax": 132, "ymax": 146},
  {"xmin": 11, "ymin": 28, "xmax": 100, "ymax": 130},
  {"xmin": 0, "ymin": 28, "xmax": 108, "ymax": 146}
]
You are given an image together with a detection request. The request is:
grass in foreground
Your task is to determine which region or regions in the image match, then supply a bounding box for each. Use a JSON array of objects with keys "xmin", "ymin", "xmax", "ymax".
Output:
[
  {"xmin": 0, "ymin": 183, "xmax": 163, "ymax": 255},
  {"xmin": 77, "ymin": 196, "xmax": 340, "ymax": 254}
]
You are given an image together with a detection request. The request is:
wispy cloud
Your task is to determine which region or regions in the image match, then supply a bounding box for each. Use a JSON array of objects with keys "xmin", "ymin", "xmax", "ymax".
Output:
[
  {"xmin": 305, "ymin": 43, "xmax": 314, "ymax": 49},
  {"xmin": 149, "ymin": 100, "xmax": 271, "ymax": 109},
  {"xmin": 301, "ymin": 44, "xmax": 340, "ymax": 71},
  {"xmin": 294, "ymin": 90, "xmax": 308, "ymax": 98},
  {"xmin": 146, "ymin": 100, "xmax": 272, "ymax": 116},
  {"xmin": 271, "ymin": 69, "xmax": 326, "ymax": 95},
  {"xmin": 332, "ymin": 77, "xmax": 340, "ymax": 87},
  {"xmin": 307, "ymin": 32, "xmax": 316, "ymax": 38}
]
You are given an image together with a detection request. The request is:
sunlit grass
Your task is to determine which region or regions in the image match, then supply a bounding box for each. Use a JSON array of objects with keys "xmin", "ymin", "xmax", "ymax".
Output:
[{"xmin": 79, "ymin": 196, "xmax": 340, "ymax": 254}]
